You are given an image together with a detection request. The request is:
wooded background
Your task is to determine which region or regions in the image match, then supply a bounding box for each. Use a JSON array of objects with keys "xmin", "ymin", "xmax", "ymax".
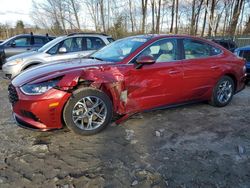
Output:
[{"xmin": 0, "ymin": 0, "xmax": 250, "ymax": 39}]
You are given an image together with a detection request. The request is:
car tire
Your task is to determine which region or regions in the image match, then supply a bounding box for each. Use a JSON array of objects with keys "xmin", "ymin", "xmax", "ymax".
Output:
[
  {"xmin": 63, "ymin": 87, "xmax": 113, "ymax": 135},
  {"xmin": 209, "ymin": 76, "xmax": 234, "ymax": 107}
]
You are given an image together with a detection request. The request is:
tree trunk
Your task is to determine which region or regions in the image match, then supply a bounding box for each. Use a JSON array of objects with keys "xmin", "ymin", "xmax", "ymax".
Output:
[
  {"xmin": 175, "ymin": 0, "xmax": 178, "ymax": 34},
  {"xmin": 195, "ymin": 0, "xmax": 204, "ymax": 35},
  {"xmin": 141, "ymin": 0, "xmax": 148, "ymax": 33},
  {"xmin": 190, "ymin": 0, "xmax": 196, "ymax": 35},
  {"xmin": 100, "ymin": 0, "xmax": 106, "ymax": 33},
  {"xmin": 208, "ymin": 0, "xmax": 216, "ymax": 37},
  {"xmin": 155, "ymin": 0, "xmax": 161, "ymax": 33},
  {"xmin": 201, "ymin": 0, "xmax": 209, "ymax": 37},
  {"xmin": 151, "ymin": 0, "xmax": 155, "ymax": 33},
  {"xmin": 129, "ymin": 0, "xmax": 134, "ymax": 32},
  {"xmin": 70, "ymin": 0, "xmax": 81, "ymax": 30},
  {"xmin": 170, "ymin": 0, "xmax": 175, "ymax": 33},
  {"xmin": 228, "ymin": 0, "xmax": 244, "ymax": 36}
]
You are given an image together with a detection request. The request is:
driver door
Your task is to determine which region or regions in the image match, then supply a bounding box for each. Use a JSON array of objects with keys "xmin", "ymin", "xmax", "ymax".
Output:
[
  {"xmin": 123, "ymin": 38, "xmax": 183, "ymax": 113},
  {"xmin": 4, "ymin": 36, "xmax": 31, "ymax": 57}
]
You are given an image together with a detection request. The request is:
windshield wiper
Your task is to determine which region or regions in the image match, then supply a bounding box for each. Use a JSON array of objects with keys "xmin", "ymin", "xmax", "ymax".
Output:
[{"xmin": 86, "ymin": 56, "xmax": 104, "ymax": 61}]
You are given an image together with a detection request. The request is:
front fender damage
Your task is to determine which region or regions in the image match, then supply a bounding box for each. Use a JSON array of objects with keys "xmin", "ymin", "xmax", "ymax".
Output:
[{"xmin": 57, "ymin": 67, "xmax": 134, "ymax": 124}]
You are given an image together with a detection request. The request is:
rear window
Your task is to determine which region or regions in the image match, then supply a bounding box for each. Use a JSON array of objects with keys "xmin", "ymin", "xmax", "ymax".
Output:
[{"xmin": 239, "ymin": 50, "xmax": 250, "ymax": 62}]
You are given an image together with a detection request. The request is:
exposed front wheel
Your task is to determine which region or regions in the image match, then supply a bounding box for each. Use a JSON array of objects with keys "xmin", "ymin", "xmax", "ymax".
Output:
[
  {"xmin": 210, "ymin": 76, "xmax": 234, "ymax": 107},
  {"xmin": 63, "ymin": 88, "xmax": 113, "ymax": 135}
]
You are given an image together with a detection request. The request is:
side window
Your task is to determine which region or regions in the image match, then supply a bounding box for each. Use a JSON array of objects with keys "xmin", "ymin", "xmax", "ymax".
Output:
[
  {"xmin": 60, "ymin": 37, "xmax": 82, "ymax": 53},
  {"xmin": 137, "ymin": 39, "xmax": 177, "ymax": 63},
  {"xmin": 12, "ymin": 37, "xmax": 30, "ymax": 47},
  {"xmin": 47, "ymin": 43, "xmax": 60, "ymax": 55},
  {"xmin": 83, "ymin": 37, "xmax": 106, "ymax": 51},
  {"xmin": 34, "ymin": 37, "xmax": 46, "ymax": 45},
  {"xmin": 241, "ymin": 50, "xmax": 250, "ymax": 62},
  {"xmin": 184, "ymin": 39, "xmax": 214, "ymax": 59}
]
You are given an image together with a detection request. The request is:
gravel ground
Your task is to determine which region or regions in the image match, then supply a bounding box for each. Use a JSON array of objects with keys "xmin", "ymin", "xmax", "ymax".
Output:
[{"xmin": 0, "ymin": 70, "xmax": 249, "ymax": 188}]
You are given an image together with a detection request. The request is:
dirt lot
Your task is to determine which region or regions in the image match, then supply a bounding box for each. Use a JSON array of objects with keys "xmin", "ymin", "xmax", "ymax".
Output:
[{"xmin": 0, "ymin": 70, "xmax": 249, "ymax": 188}]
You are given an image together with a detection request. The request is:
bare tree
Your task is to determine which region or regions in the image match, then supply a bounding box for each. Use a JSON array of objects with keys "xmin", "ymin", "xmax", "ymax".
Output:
[
  {"xmin": 170, "ymin": 0, "xmax": 175, "ymax": 33},
  {"xmin": 151, "ymin": 0, "xmax": 155, "ymax": 33},
  {"xmin": 100, "ymin": 0, "xmax": 106, "ymax": 32},
  {"xmin": 129, "ymin": 0, "xmax": 135, "ymax": 32},
  {"xmin": 67, "ymin": 0, "xmax": 81, "ymax": 30},
  {"xmin": 141, "ymin": 0, "xmax": 148, "ymax": 33},
  {"xmin": 175, "ymin": 0, "xmax": 179, "ymax": 34},
  {"xmin": 228, "ymin": 0, "xmax": 244, "ymax": 36},
  {"xmin": 208, "ymin": 0, "xmax": 216, "ymax": 37},
  {"xmin": 85, "ymin": 0, "xmax": 100, "ymax": 31},
  {"xmin": 201, "ymin": 0, "xmax": 209, "ymax": 37}
]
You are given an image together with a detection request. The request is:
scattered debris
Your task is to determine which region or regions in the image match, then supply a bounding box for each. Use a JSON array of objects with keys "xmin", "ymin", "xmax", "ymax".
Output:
[
  {"xmin": 155, "ymin": 129, "xmax": 165, "ymax": 137},
  {"xmin": 125, "ymin": 129, "xmax": 135, "ymax": 141},
  {"xmin": 131, "ymin": 180, "xmax": 138, "ymax": 186},
  {"xmin": 30, "ymin": 144, "xmax": 49, "ymax": 153}
]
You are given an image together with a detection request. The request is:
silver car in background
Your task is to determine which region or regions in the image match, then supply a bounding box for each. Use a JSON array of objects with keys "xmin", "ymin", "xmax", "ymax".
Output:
[{"xmin": 2, "ymin": 33, "xmax": 114, "ymax": 79}]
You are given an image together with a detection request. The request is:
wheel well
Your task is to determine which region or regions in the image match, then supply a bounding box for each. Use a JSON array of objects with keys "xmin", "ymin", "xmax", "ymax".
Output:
[
  {"xmin": 225, "ymin": 74, "xmax": 237, "ymax": 93},
  {"xmin": 23, "ymin": 62, "xmax": 40, "ymax": 70}
]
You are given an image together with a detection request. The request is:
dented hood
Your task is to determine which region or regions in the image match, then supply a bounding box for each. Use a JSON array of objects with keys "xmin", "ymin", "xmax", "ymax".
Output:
[{"xmin": 12, "ymin": 58, "xmax": 114, "ymax": 87}]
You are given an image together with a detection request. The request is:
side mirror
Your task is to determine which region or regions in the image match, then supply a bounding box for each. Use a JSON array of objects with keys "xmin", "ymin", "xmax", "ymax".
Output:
[
  {"xmin": 58, "ymin": 47, "xmax": 67, "ymax": 54},
  {"xmin": 10, "ymin": 42, "xmax": 16, "ymax": 47},
  {"xmin": 135, "ymin": 55, "xmax": 155, "ymax": 69}
]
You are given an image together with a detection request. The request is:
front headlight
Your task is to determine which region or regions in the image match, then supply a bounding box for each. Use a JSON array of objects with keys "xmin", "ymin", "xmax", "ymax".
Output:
[
  {"xmin": 7, "ymin": 58, "xmax": 24, "ymax": 66},
  {"xmin": 20, "ymin": 79, "xmax": 60, "ymax": 95}
]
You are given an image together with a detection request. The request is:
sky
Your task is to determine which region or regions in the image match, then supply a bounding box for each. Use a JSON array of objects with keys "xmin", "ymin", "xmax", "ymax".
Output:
[{"xmin": 0, "ymin": 0, "xmax": 33, "ymax": 26}]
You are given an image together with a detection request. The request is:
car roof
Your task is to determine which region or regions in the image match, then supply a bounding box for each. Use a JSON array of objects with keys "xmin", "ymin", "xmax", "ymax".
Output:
[
  {"xmin": 14, "ymin": 34, "xmax": 54, "ymax": 37},
  {"xmin": 235, "ymin": 45, "xmax": 250, "ymax": 51}
]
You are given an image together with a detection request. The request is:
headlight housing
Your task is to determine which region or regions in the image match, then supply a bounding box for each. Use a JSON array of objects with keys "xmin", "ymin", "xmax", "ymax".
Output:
[
  {"xmin": 7, "ymin": 58, "xmax": 24, "ymax": 66},
  {"xmin": 20, "ymin": 79, "xmax": 60, "ymax": 95}
]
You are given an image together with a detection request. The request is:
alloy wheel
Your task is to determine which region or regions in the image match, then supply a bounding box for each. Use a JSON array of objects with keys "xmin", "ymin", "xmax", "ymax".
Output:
[{"xmin": 72, "ymin": 96, "xmax": 107, "ymax": 131}]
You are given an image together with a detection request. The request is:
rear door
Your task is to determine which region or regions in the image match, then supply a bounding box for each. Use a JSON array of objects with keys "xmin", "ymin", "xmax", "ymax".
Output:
[
  {"xmin": 181, "ymin": 39, "xmax": 222, "ymax": 101},
  {"xmin": 30, "ymin": 36, "xmax": 47, "ymax": 51},
  {"xmin": 4, "ymin": 36, "xmax": 31, "ymax": 57},
  {"xmin": 77, "ymin": 37, "xmax": 106, "ymax": 58}
]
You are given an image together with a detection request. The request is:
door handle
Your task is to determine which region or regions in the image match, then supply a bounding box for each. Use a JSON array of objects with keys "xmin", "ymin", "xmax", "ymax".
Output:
[
  {"xmin": 169, "ymin": 70, "xmax": 180, "ymax": 74},
  {"xmin": 211, "ymin": 66, "xmax": 219, "ymax": 70},
  {"xmin": 27, "ymin": 48, "xmax": 31, "ymax": 50}
]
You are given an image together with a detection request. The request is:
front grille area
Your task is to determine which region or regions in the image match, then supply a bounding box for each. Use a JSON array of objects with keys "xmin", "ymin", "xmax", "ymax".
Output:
[{"xmin": 8, "ymin": 84, "xmax": 19, "ymax": 105}]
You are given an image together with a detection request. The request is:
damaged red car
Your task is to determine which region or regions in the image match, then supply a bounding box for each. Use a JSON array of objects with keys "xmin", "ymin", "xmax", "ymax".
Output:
[{"xmin": 8, "ymin": 35, "xmax": 246, "ymax": 135}]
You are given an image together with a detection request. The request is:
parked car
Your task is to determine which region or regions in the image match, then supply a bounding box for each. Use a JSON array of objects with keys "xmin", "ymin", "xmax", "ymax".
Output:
[
  {"xmin": 234, "ymin": 45, "xmax": 250, "ymax": 82},
  {"xmin": 2, "ymin": 33, "xmax": 114, "ymax": 79},
  {"xmin": 211, "ymin": 39, "xmax": 238, "ymax": 52},
  {"xmin": 8, "ymin": 35, "xmax": 246, "ymax": 135},
  {"xmin": 0, "ymin": 33, "xmax": 55, "ymax": 68}
]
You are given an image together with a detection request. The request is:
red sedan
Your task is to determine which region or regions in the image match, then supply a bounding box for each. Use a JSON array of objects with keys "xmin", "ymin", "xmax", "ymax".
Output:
[{"xmin": 8, "ymin": 35, "xmax": 246, "ymax": 135}]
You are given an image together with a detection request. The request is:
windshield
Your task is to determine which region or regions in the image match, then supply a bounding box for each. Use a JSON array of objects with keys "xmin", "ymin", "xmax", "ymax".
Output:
[
  {"xmin": 90, "ymin": 37, "xmax": 150, "ymax": 62},
  {"xmin": 38, "ymin": 36, "xmax": 64, "ymax": 52}
]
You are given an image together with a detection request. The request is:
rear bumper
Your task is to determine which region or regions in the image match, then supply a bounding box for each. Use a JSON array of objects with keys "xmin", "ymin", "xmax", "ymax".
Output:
[{"xmin": 236, "ymin": 73, "xmax": 247, "ymax": 93}]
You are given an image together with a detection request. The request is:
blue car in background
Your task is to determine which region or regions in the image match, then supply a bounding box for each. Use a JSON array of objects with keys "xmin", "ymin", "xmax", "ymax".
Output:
[{"xmin": 234, "ymin": 46, "xmax": 250, "ymax": 83}]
